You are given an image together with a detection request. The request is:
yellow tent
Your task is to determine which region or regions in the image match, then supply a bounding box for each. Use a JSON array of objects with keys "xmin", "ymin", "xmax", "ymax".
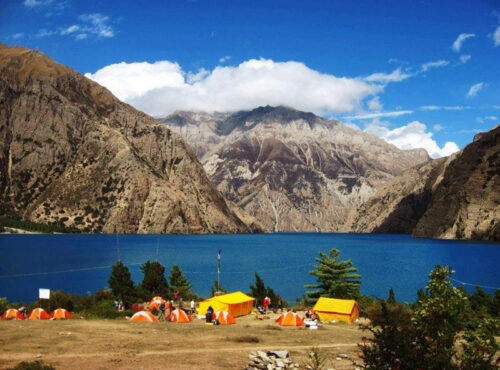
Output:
[
  {"xmin": 198, "ymin": 292, "xmax": 255, "ymax": 317},
  {"xmin": 312, "ymin": 297, "xmax": 360, "ymax": 323}
]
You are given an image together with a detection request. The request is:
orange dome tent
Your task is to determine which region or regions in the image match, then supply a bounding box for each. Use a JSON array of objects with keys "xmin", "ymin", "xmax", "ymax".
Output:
[
  {"xmin": 149, "ymin": 297, "xmax": 167, "ymax": 311},
  {"xmin": 50, "ymin": 308, "xmax": 71, "ymax": 320},
  {"xmin": 130, "ymin": 311, "xmax": 158, "ymax": 322},
  {"xmin": 0, "ymin": 309, "xmax": 24, "ymax": 320},
  {"xmin": 131, "ymin": 303, "xmax": 145, "ymax": 312},
  {"xmin": 212, "ymin": 310, "xmax": 236, "ymax": 325},
  {"xmin": 29, "ymin": 308, "xmax": 50, "ymax": 320},
  {"xmin": 167, "ymin": 309, "xmax": 192, "ymax": 323},
  {"xmin": 276, "ymin": 311, "xmax": 305, "ymax": 326}
]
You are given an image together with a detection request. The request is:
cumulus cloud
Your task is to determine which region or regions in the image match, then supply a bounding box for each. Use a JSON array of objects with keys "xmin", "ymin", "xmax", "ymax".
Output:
[
  {"xmin": 86, "ymin": 58, "xmax": 381, "ymax": 116},
  {"xmin": 364, "ymin": 119, "xmax": 459, "ymax": 158},
  {"xmin": 433, "ymin": 124, "xmax": 444, "ymax": 131},
  {"xmin": 364, "ymin": 67, "xmax": 412, "ymax": 83},
  {"xmin": 452, "ymin": 33, "xmax": 475, "ymax": 52},
  {"xmin": 343, "ymin": 110, "xmax": 413, "ymax": 120},
  {"xmin": 219, "ymin": 56, "xmax": 231, "ymax": 63},
  {"xmin": 467, "ymin": 82, "xmax": 485, "ymax": 97},
  {"xmin": 421, "ymin": 60, "xmax": 449, "ymax": 72},
  {"xmin": 459, "ymin": 54, "xmax": 471, "ymax": 64}
]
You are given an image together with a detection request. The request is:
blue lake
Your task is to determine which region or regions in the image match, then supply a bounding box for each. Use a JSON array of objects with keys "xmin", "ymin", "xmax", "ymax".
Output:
[{"xmin": 0, "ymin": 233, "xmax": 499, "ymax": 304}]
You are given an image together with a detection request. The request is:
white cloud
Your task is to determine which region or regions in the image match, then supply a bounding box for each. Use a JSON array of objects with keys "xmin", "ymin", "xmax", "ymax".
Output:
[
  {"xmin": 35, "ymin": 13, "xmax": 114, "ymax": 40},
  {"xmin": 467, "ymin": 82, "xmax": 485, "ymax": 97},
  {"xmin": 364, "ymin": 67, "xmax": 412, "ymax": 83},
  {"xmin": 24, "ymin": 0, "xmax": 53, "ymax": 7},
  {"xmin": 365, "ymin": 119, "xmax": 459, "ymax": 158},
  {"xmin": 459, "ymin": 54, "xmax": 471, "ymax": 64},
  {"xmin": 367, "ymin": 96, "xmax": 383, "ymax": 111},
  {"xmin": 493, "ymin": 16, "xmax": 500, "ymax": 47},
  {"xmin": 219, "ymin": 56, "xmax": 231, "ymax": 63},
  {"xmin": 9, "ymin": 33, "xmax": 24, "ymax": 40},
  {"xmin": 86, "ymin": 58, "xmax": 381, "ymax": 116},
  {"xmin": 421, "ymin": 60, "xmax": 449, "ymax": 72},
  {"xmin": 419, "ymin": 105, "xmax": 469, "ymax": 111},
  {"xmin": 343, "ymin": 110, "xmax": 413, "ymax": 120},
  {"xmin": 452, "ymin": 33, "xmax": 475, "ymax": 52},
  {"xmin": 388, "ymin": 58, "xmax": 408, "ymax": 65},
  {"xmin": 485, "ymin": 116, "xmax": 498, "ymax": 120},
  {"xmin": 433, "ymin": 124, "xmax": 444, "ymax": 131},
  {"xmin": 79, "ymin": 13, "xmax": 114, "ymax": 38},
  {"xmin": 61, "ymin": 24, "xmax": 80, "ymax": 35}
]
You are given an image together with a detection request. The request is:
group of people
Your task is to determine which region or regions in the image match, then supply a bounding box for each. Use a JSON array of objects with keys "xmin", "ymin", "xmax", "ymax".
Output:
[{"xmin": 156, "ymin": 298, "xmax": 196, "ymax": 321}]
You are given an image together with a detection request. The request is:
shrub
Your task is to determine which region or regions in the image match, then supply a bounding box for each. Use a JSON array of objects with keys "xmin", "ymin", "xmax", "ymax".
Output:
[
  {"xmin": 86, "ymin": 299, "xmax": 122, "ymax": 319},
  {"xmin": 0, "ymin": 297, "xmax": 8, "ymax": 314},
  {"xmin": 232, "ymin": 335, "xmax": 259, "ymax": 343}
]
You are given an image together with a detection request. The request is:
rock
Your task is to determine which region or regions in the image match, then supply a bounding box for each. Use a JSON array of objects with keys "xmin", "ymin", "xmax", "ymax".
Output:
[{"xmin": 338, "ymin": 354, "xmax": 348, "ymax": 359}]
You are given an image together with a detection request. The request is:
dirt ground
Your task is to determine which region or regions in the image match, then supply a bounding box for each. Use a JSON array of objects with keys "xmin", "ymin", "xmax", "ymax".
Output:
[{"xmin": 0, "ymin": 313, "xmax": 368, "ymax": 369}]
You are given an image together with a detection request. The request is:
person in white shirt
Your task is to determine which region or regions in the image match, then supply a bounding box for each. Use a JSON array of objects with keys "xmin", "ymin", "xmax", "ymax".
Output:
[{"xmin": 190, "ymin": 299, "xmax": 195, "ymax": 314}]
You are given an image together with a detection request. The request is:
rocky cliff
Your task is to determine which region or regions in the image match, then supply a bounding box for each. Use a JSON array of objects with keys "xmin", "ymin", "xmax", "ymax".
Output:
[
  {"xmin": 350, "ymin": 125, "xmax": 500, "ymax": 240},
  {"xmin": 158, "ymin": 106, "xmax": 430, "ymax": 232},
  {"xmin": 0, "ymin": 44, "xmax": 258, "ymax": 233}
]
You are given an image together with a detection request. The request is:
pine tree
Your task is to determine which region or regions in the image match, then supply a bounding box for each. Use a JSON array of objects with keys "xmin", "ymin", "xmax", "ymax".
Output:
[
  {"xmin": 304, "ymin": 248, "xmax": 361, "ymax": 304},
  {"xmin": 211, "ymin": 280, "xmax": 226, "ymax": 296},
  {"xmin": 249, "ymin": 272, "xmax": 279, "ymax": 306},
  {"xmin": 168, "ymin": 264, "xmax": 193, "ymax": 299},
  {"xmin": 387, "ymin": 288, "xmax": 396, "ymax": 305},
  {"xmin": 108, "ymin": 261, "xmax": 136, "ymax": 307},
  {"xmin": 140, "ymin": 260, "xmax": 169, "ymax": 298}
]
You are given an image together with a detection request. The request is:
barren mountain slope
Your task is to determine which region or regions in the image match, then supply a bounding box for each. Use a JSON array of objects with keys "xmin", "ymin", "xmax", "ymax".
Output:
[
  {"xmin": 350, "ymin": 125, "xmax": 499, "ymax": 240},
  {"xmin": 0, "ymin": 44, "xmax": 258, "ymax": 233},
  {"xmin": 159, "ymin": 106, "xmax": 429, "ymax": 232}
]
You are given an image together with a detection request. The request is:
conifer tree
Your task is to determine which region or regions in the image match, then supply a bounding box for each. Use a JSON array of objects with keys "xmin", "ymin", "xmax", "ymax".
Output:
[
  {"xmin": 304, "ymin": 248, "xmax": 361, "ymax": 304},
  {"xmin": 140, "ymin": 260, "xmax": 169, "ymax": 298},
  {"xmin": 249, "ymin": 272, "xmax": 279, "ymax": 306},
  {"xmin": 387, "ymin": 288, "xmax": 396, "ymax": 305},
  {"xmin": 168, "ymin": 264, "xmax": 193, "ymax": 299},
  {"xmin": 108, "ymin": 261, "xmax": 136, "ymax": 307}
]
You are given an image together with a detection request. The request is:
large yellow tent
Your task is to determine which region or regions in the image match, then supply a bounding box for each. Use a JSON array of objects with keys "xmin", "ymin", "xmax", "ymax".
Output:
[
  {"xmin": 312, "ymin": 297, "xmax": 360, "ymax": 323},
  {"xmin": 198, "ymin": 292, "xmax": 255, "ymax": 317}
]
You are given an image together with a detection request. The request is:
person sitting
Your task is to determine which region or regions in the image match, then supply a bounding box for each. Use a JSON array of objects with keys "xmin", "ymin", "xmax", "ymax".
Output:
[{"xmin": 206, "ymin": 305, "xmax": 214, "ymax": 324}]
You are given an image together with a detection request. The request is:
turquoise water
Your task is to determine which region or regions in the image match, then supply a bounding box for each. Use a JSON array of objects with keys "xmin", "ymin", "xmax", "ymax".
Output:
[{"xmin": 0, "ymin": 233, "xmax": 499, "ymax": 304}]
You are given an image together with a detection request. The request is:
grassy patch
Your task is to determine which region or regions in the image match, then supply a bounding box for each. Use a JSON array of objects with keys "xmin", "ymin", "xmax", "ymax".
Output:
[{"xmin": 231, "ymin": 335, "xmax": 260, "ymax": 343}]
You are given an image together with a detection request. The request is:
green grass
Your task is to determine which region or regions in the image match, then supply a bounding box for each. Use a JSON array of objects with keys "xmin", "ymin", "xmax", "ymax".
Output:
[{"xmin": 0, "ymin": 216, "xmax": 81, "ymax": 234}]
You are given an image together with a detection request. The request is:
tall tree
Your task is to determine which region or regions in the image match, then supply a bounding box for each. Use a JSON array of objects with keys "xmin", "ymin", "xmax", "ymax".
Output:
[
  {"xmin": 249, "ymin": 272, "xmax": 279, "ymax": 306},
  {"xmin": 304, "ymin": 248, "xmax": 361, "ymax": 304},
  {"xmin": 140, "ymin": 260, "xmax": 169, "ymax": 298},
  {"xmin": 108, "ymin": 261, "xmax": 136, "ymax": 307},
  {"xmin": 387, "ymin": 288, "xmax": 396, "ymax": 305},
  {"xmin": 168, "ymin": 264, "xmax": 194, "ymax": 299}
]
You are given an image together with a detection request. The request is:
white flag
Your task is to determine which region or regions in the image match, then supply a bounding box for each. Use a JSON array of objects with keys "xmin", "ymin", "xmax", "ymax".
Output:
[{"xmin": 39, "ymin": 288, "xmax": 50, "ymax": 299}]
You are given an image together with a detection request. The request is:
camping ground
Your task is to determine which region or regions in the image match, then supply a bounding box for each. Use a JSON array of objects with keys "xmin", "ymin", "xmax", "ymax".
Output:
[{"xmin": 0, "ymin": 313, "xmax": 367, "ymax": 369}]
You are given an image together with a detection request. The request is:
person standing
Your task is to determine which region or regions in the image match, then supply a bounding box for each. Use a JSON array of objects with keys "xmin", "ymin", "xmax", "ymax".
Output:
[
  {"xmin": 263, "ymin": 296, "xmax": 270, "ymax": 313},
  {"xmin": 158, "ymin": 301, "xmax": 166, "ymax": 321},
  {"xmin": 190, "ymin": 299, "xmax": 195, "ymax": 315},
  {"xmin": 206, "ymin": 305, "xmax": 214, "ymax": 324}
]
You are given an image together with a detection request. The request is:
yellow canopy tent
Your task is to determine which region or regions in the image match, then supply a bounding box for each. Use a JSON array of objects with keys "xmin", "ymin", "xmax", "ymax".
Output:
[
  {"xmin": 198, "ymin": 292, "xmax": 255, "ymax": 317},
  {"xmin": 312, "ymin": 297, "xmax": 360, "ymax": 323}
]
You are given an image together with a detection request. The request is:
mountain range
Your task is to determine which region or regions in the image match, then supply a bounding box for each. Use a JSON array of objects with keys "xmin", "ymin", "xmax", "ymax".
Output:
[
  {"xmin": 1, "ymin": 43, "xmax": 497, "ymax": 239},
  {"xmin": 158, "ymin": 107, "xmax": 429, "ymax": 232}
]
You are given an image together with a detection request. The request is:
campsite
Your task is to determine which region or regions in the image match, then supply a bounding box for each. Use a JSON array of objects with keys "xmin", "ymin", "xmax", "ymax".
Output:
[{"xmin": 0, "ymin": 309, "xmax": 366, "ymax": 369}]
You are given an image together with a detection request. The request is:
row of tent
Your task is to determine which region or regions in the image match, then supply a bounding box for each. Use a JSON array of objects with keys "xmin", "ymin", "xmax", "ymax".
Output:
[{"xmin": 0, "ymin": 308, "xmax": 71, "ymax": 320}]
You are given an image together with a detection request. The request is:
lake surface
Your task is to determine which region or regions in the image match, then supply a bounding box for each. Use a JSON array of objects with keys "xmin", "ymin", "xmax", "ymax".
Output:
[{"xmin": 0, "ymin": 233, "xmax": 499, "ymax": 304}]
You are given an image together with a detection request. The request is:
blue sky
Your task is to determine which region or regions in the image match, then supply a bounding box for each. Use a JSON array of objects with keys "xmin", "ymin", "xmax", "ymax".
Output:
[{"xmin": 1, "ymin": 0, "xmax": 499, "ymax": 157}]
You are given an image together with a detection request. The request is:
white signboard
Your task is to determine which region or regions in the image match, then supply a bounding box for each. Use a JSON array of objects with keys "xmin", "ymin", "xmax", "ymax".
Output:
[{"xmin": 39, "ymin": 288, "xmax": 50, "ymax": 299}]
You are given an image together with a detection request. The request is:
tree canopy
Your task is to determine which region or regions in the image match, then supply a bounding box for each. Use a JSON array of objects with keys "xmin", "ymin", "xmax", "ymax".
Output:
[
  {"xmin": 140, "ymin": 260, "xmax": 169, "ymax": 299},
  {"xmin": 249, "ymin": 272, "xmax": 279, "ymax": 306},
  {"xmin": 304, "ymin": 247, "xmax": 361, "ymax": 304},
  {"xmin": 108, "ymin": 261, "xmax": 136, "ymax": 307},
  {"xmin": 168, "ymin": 264, "xmax": 194, "ymax": 299}
]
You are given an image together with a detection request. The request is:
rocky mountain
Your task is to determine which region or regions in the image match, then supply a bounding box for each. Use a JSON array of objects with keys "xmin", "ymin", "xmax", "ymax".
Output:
[
  {"xmin": 0, "ymin": 44, "xmax": 259, "ymax": 234},
  {"xmin": 158, "ymin": 106, "xmax": 430, "ymax": 232},
  {"xmin": 349, "ymin": 125, "xmax": 500, "ymax": 240}
]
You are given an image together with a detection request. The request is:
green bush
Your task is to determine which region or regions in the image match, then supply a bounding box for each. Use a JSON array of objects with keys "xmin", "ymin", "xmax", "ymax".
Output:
[
  {"xmin": 0, "ymin": 297, "xmax": 8, "ymax": 314},
  {"xmin": 86, "ymin": 299, "xmax": 123, "ymax": 319}
]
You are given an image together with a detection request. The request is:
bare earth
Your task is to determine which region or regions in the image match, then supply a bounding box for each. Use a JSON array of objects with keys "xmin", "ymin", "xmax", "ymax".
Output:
[{"xmin": 0, "ymin": 313, "xmax": 367, "ymax": 369}]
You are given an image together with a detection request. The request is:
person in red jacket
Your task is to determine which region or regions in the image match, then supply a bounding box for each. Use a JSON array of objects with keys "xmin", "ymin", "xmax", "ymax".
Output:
[{"xmin": 263, "ymin": 296, "xmax": 271, "ymax": 313}]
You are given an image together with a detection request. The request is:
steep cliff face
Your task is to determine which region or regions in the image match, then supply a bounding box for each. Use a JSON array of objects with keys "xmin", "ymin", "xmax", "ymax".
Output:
[
  {"xmin": 0, "ymin": 44, "xmax": 257, "ymax": 233},
  {"xmin": 350, "ymin": 125, "xmax": 500, "ymax": 240},
  {"xmin": 159, "ymin": 106, "xmax": 429, "ymax": 232}
]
